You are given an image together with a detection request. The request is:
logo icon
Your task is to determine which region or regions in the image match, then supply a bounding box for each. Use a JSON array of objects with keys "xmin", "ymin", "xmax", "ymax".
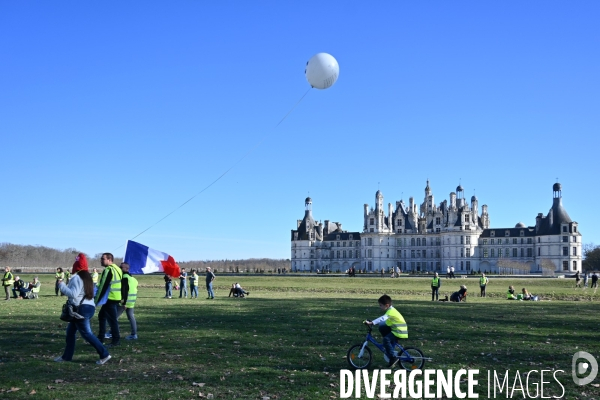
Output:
[{"xmin": 572, "ymin": 351, "xmax": 598, "ymax": 386}]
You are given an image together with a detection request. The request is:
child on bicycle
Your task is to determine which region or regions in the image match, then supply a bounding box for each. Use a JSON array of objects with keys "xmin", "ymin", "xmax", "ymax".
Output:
[{"xmin": 366, "ymin": 294, "xmax": 408, "ymax": 368}]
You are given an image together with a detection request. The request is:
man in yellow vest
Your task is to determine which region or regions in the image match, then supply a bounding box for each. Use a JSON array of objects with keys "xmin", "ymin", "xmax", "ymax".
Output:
[
  {"xmin": 2, "ymin": 266, "xmax": 14, "ymax": 301},
  {"xmin": 94, "ymin": 253, "xmax": 123, "ymax": 346},
  {"xmin": 366, "ymin": 294, "xmax": 409, "ymax": 368},
  {"xmin": 431, "ymin": 272, "xmax": 442, "ymax": 301},
  {"xmin": 117, "ymin": 263, "xmax": 138, "ymax": 340},
  {"xmin": 480, "ymin": 273, "xmax": 489, "ymax": 297}
]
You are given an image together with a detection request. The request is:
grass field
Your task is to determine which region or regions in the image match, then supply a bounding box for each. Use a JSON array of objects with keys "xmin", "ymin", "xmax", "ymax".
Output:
[{"xmin": 0, "ymin": 274, "xmax": 598, "ymax": 399}]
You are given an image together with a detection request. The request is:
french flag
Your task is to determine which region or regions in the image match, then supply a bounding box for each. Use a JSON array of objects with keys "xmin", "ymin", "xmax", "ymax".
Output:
[{"xmin": 124, "ymin": 240, "xmax": 181, "ymax": 277}]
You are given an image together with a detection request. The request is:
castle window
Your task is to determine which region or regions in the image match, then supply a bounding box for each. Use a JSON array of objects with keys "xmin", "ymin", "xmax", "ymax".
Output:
[
  {"xmin": 368, "ymin": 249, "xmax": 372, "ymax": 257},
  {"xmin": 466, "ymin": 261, "xmax": 471, "ymax": 271},
  {"xmin": 521, "ymin": 248, "xmax": 524, "ymax": 257},
  {"xmin": 370, "ymin": 218, "xmax": 374, "ymax": 225},
  {"xmin": 436, "ymin": 228, "xmax": 440, "ymax": 233},
  {"xmin": 343, "ymin": 242, "xmax": 346, "ymax": 247},
  {"xmin": 417, "ymin": 238, "xmax": 421, "ymax": 246},
  {"xmin": 563, "ymin": 261, "xmax": 568, "ymax": 271},
  {"xmin": 505, "ymin": 231, "xmax": 510, "ymax": 237},
  {"xmin": 460, "ymin": 236, "xmax": 464, "ymax": 244},
  {"xmin": 466, "ymin": 236, "xmax": 470, "ymax": 245},
  {"xmin": 527, "ymin": 238, "xmax": 532, "ymax": 244},
  {"xmin": 505, "ymin": 248, "xmax": 510, "ymax": 257},
  {"xmin": 337, "ymin": 242, "xmax": 340, "ymax": 247},
  {"xmin": 490, "ymin": 239, "xmax": 494, "ymax": 245},
  {"xmin": 349, "ymin": 234, "xmax": 353, "ymax": 240},
  {"xmin": 436, "ymin": 217, "xmax": 441, "ymax": 225},
  {"xmin": 574, "ymin": 226, "xmax": 577, "ymax": 233},
  {"xmin": 490, "ymin": 249, "xmax": 495, "ymax": 257},
  {"xmin": 520, "ymin": 230, "xmax": 524, "ymax": 237},
  {"xmin": 397, "ymin": 219, "xmax": 402, "ymax": 226},
  {"xmin": 483, "ymin": 249, "xmax": 489, "ymax": 258},
  {"xmin": 573, "ymin": 261, "xmax": 577, "ymax": 270},
  {"xmin": 336, "ymin": 235, "xmax": 340, "ymax": 240},
  {"xmin": 370, "ymin": 228, "xmax": 374, "ymax": 232},
  {"xmin": 562, "ymin": 226, "xmax": 567, "ymax": 232},
  {"xmin": 573, "ymin": 247, "xmax": 577, "ymax": 256},
  {"xmin": 527, "ymin": 248, "xmax": 533, "ymax": 257},
  {"xmin": 512, "ymin": 248, "xmax": 517, "ymax": 257},
  {"xmin": 367, "ymin": 238, "xmax": 372, "ymax": 246},
  {"xmin": 465, "ymin": 215, "xmax": 470, "ymax": 223},
  {"xmin": 513, "ymin": 238, "xmax": 517, "ymax": 244},
  {"xmin": 563, "ymin": 247, "xmax": 568, "ymax": 256},
  {"xmin": 483, "ymin": 239, "xmax": 488, "ymax": 245},
  {"xmin": 491, "ymin": 231, "xmax": 495, "ymax": 237},
  {"xmin": 562, "ymin": 236, "xmax": 568, "ymax": 243},
  {"xmin": 411, "ymin": 238, "xmax": 415, "ymax": 246},
  {"xmin": 572, "ymin": 236, "xmax": 577, "ymax": 243}
]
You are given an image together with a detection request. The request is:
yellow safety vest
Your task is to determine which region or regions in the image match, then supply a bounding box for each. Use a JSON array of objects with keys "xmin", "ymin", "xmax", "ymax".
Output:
[
  {"xmin": 92, "ymin": 272, "xmax": 99, "ymax": 284},
  {"xmin": 507, "ymin": 290, "xmax": 515, "ymax": 299},
  {"xmin": 55, "ymin": 272, "xmax": 64, "ymax": 281},
  {"xmin": 95, "ymin": 264, "xmax": 123, "ymax": 302},
  {"xmin": 3, "ymin": 272, "xmax": 14, "ymax": 286},
  {"xmin": 385, "ymin": 306, "xmax": 408, "ymax": 339},
  {"xmin": 123, "ymin": 274, "xmax": 138, "ymax": 308},
  {"xmin": 480, "ymin": 276, "xmax": 487, "ymax": 285},
  {"xmin": 431, "ymin": 277, "xmax": 440, "ymax": 287}
]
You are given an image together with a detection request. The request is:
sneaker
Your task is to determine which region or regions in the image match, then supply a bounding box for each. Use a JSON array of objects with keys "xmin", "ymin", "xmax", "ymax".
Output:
[
  {"xmin": 104, "ymin": 333, "xmax": 112, "ymax": 339},
  {"xmin": 96, "ymin": 355, "xmax": 111, "ymax": 365},
  {"xmin": 388, "ymin": 357, "xmax": 400, "ymax": 368},
  {"xmin": 246, "ymin": 292, "xmax": 250, "ymax": 296},
  {"xmin": 126, "ymin": 334, "xmax": 138, "ymax": 340},
  {"xmin": 54, "ymin": 356, "xmax": 65, "ymax": 362}
]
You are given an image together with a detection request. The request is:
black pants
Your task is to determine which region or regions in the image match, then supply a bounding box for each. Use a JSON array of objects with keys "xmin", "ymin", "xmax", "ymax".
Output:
[
  {"xmin": 431, "ymin": 286, "xmax": 439, "ymax": 301},
  {"xmin": 98, "ymin": 300, "xmax": 121, "ymax": 343},
  {"xmin": 480, "ymin": 285, "xmax": 486, "ymax": 297}
]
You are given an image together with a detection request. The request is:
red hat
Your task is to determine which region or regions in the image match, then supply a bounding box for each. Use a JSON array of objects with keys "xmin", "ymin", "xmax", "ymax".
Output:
[{"xmin": 72, "ymin": 253, "xmax": 88, "ymax": 274}]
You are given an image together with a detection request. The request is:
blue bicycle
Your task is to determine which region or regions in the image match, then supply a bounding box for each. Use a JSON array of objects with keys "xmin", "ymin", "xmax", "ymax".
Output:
[{"xmin": 346, "ymin": 322, "xmax": 430, "ymax": 370}]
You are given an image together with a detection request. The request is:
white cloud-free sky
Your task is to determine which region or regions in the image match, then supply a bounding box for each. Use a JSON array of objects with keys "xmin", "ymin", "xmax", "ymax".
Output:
[{"xmin": 1, "ymin": 1, "xmax": 599, "ymax": 261}]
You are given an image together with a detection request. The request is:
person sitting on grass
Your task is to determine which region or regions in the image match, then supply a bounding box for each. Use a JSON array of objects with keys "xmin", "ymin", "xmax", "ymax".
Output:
[
  {"xmin": 235, "ymin": 282, "xmax": 249, "ymax": 297},
  {"xmin": 507, "ymin": 285, "xmax": 517, "ymax": 300},
  {"xmin": 450, "ymin": 285, "xmax": 467, "ymax": 302},
  {"xmin": 521, "ymin": 288, "xmax": 532, "ymax": 300},
  {"xmin": 365, "ymin": 294, "xmax": 408, "ymax": 368},
  {"xmin": 12, "ymin": 276, "xmax": 27, "ymax": 298},
  {"xmin": 16, "ymin": 277, "xmax": 41, "ymax": 299}
]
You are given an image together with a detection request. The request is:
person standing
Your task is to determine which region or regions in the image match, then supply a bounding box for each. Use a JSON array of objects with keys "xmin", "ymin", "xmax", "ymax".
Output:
[
  {"xmin": 206, "ymin": 267, "xmax": 215, "ymax": 299},
  {"xmin": 2, "ymin": 266, "xmax": 14, "ymax": 301},
  {"xmin": 431, "ymin": 272, "xmax": 441, "ymax": 301},
  {"xmin": 179, "ymin": 268, "xmax": 188, "ymax": 298},
  {"xmin": 446, "ymin": 266, "xmax": 451, "ymax": 279},
  {"xmin": 450, "ymin": 266, "xmax": 455, "ymax": 279},
  {"xmin": 54, "ymin": 253, "xmax": 111, "ymax": 365},
  {"xmin": 94, "ymin": 253, "xmax": 122, "ymax": 346},
  {"xmin": 117, "ymin": 263, "xmax": 138, "ymax": 340},
  {"xmin": 55, "ymin": 267, "xmax": 65, "ymax": 296},
  {"xmin": 479, "ymin": 273, "xmax": 489, "ymax": 297},
  {"xmin": 164, "ymin": 274, "xmax": 172, "ymax": 298},
  {"xmin": 583, "ymin": 272, "xmax": 589, "ymax": 288},
  {"xmin": 91, "ymin": 268, "xmax": 99, "ymax": 289},
  {"xmin": 591, "ymin": 272, "xmax": 599, "ymax": 289},
  {"xmin": 189, "ymin": 269, "xmax": 198, "ymax": 299},
  {"xmin": 575, "ymin": 270, "xmax": 582, "ymax": 288}
]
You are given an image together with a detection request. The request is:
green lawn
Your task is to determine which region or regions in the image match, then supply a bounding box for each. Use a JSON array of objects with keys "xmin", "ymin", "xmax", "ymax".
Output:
[{"xmin": 1, "ymin": 275, "xmax": 598, "ymax": 399}]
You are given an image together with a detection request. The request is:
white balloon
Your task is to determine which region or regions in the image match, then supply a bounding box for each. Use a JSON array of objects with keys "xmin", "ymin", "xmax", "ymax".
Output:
[{"xmin": 305, "ymin": 53, "xmax": 339, "ymax": 90}]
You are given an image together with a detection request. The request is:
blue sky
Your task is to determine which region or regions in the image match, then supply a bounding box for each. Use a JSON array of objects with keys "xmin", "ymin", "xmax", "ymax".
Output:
[{"xmin": 1, "ymin": 1, "xmax": 599, "ymax": 261}]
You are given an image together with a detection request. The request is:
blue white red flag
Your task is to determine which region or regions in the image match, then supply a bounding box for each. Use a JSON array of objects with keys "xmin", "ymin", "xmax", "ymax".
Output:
[{"xmin": 124, "ymin": 240, "xmax": 181, "ymax": 277}]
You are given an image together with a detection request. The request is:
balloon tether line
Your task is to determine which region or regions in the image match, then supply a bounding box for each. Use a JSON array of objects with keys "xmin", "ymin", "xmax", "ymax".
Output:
[{"xmin": 113, "ymin": 87, "xmax": 313, "ymax": 251}]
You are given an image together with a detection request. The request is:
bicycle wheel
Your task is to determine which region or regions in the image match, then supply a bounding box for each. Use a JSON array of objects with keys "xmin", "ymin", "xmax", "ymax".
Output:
[
  {"xmin": 397, "ymin": 347, "xmax": 425, "ymax": 371},
  {"xmin": 347, "ymin": 344, "xmax": 372, "ymax": 369}
]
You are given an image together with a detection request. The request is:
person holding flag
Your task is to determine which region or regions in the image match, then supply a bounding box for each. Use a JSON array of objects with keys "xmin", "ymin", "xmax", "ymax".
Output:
[
  {"xmin": 94, "ymin": 253, "xmax": 122, "ymax": 346},
  {"xmin": 117, "ymin": 262, "xmax": 138, "ymax": 340}
]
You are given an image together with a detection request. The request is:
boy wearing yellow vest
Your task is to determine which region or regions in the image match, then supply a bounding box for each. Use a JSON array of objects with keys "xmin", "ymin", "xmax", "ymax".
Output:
[
  {"xmin": 117, "ymin": 262, "xmax": 138, "ymax": 340},
  {"xmin": 366, "ymin": 294, "xmax": 409, "ymax": 368}
]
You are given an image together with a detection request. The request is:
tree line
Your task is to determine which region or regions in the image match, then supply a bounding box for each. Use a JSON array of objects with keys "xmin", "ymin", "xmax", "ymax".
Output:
[{"xmin": 0, "ymin": 243, "xmax": 289, "ymax": 273}]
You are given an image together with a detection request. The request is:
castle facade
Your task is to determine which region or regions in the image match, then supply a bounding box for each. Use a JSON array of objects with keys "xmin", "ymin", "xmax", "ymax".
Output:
[{"xmin": 290, "ymin": 182, "xmax": 582, "ymax": 274}]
